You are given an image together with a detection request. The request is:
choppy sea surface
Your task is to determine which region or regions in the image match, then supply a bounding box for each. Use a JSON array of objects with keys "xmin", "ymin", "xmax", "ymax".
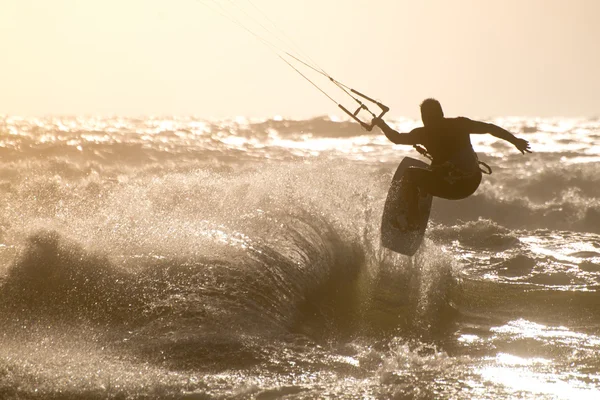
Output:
[{"xmin": 1, "ymin": 115, "xmax": 599, "ymax": 399}]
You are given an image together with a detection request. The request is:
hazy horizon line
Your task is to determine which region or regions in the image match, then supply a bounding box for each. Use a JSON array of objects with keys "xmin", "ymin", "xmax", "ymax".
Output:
[{"xmin": 2, "ymin": 113, "xmax": 598, "ymax": 121}]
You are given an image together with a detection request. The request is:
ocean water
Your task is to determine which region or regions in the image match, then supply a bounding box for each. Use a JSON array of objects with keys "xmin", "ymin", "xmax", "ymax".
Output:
[{"xmin": 0, "ymin": 115, "xmax": 599, "ymax": 399}]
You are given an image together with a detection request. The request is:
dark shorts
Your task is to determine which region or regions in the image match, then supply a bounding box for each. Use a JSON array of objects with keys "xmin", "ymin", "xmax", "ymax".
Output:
[{"xmin": 404, "ymin": 165, "xmax": 482, "ymax": 200}]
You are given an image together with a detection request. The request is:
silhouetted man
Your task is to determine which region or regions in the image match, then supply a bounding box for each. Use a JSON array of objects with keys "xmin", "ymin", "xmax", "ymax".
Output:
[{"xmin": 373, "ymin": 98, "xmax": 531, "ymax": 227}]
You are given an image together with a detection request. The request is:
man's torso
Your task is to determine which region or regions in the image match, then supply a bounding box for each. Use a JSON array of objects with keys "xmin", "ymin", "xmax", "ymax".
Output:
[{"xmin": 409, "ymin": 117, "xmax": 479, "ymax": 173}]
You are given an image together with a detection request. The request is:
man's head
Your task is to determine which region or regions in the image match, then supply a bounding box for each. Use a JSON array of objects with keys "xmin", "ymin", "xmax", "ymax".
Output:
[{"xmin": 420, "ymin": 98, "xmax": 444, "ymax": 126}]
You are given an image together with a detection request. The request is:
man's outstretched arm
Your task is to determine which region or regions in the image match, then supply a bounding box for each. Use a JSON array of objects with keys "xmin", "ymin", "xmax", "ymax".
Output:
[
  {"xmin": 465, "ymin": 118, "xmax": 532, "ymax": 154},
  {"xmin": 372, "ymin": 118, "xmax": 419, "ymax": 145}
]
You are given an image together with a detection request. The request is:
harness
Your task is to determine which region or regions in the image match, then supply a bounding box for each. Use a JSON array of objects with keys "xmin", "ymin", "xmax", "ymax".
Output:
[{"xmin": 413, "ymin": 144, "xmax": 492, "ymax": 175}]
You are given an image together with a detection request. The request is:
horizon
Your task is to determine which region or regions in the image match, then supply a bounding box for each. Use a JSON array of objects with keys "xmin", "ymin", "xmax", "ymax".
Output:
[{"xmin": 3, "ymin": 113, "xmax": 597, "ymax": 123}]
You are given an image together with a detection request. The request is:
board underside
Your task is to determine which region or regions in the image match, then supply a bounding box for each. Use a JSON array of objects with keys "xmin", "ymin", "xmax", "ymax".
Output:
[{"xmin": 380, "ymin": 157, "xmax": 433, "ymax": 256}]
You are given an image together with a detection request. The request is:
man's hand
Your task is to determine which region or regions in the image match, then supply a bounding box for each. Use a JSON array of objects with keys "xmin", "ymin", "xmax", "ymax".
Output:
[
  {"xmin": 371, "ymin": 117, "xmax": 388, "ymax": 129},
  {"xmin": 514, "ymin": 138, "xmax": 532, "ymax": 154}
]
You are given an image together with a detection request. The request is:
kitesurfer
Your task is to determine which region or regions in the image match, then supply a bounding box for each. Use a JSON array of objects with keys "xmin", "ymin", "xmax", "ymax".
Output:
[{"xmin": 373, "ymin": 98, "xmax": 531, "ymax": 228}]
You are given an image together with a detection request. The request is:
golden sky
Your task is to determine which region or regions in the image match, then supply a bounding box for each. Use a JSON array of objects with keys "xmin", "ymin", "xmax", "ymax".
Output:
[{"xmin": 1, "ymin": 0, "xmax": 599, "ymax": 118}]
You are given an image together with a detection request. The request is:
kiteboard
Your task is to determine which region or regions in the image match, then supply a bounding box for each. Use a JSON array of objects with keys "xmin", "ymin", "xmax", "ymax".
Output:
[{"xmin": 381, "ymin": 157, "xmax": 433, "ymax": 256}]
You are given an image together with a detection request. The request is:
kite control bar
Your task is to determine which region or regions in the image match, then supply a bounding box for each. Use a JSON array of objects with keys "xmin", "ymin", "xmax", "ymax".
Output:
[{"xmin": 337, "ymin": 88, "xmax": 389, "ymax": 131}]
